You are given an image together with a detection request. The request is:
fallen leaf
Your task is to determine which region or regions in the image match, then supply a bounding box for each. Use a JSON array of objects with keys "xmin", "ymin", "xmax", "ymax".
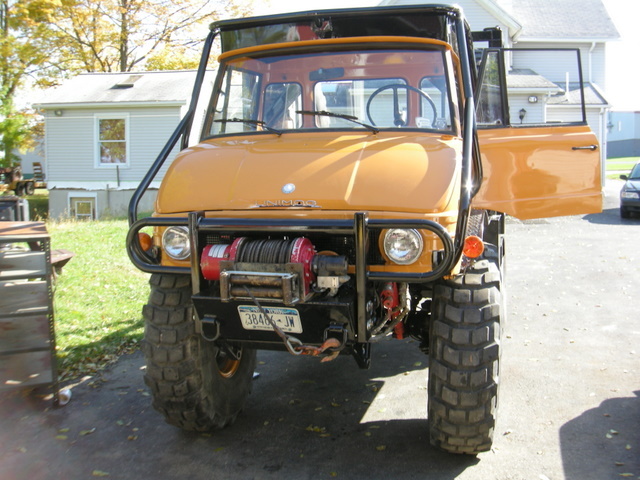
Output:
[
  {"xmin": 609, "ymin": 430, "xmax": 619, "ymax": 435},
  {"xmin": 618, "ymin": 474, "xmax": 633, "ymax": 477},
  {"xmin": 376, "ymin": 445, "xmax": 386, "ymax": 451},
  {"xmin": 58, "ymin": 428, "xmax": 70, "ymax": 433},
  {"xmin": 92, "ymin": 471, "xmax": 109, "ymax": 477},
  {"xmin": 55, "ymin": 435, "xmax": 68, "ymax": 440},
  {"xmin": 127, "ymin": 435, "xmax": 138, "ymax": 441},
  {"xmin": 80, "ymin": 428, "xmax": 96, "ymax": 436},
  {"xmin": 305, "ymin": 425, "xmax": 326, "ymax": 434}
]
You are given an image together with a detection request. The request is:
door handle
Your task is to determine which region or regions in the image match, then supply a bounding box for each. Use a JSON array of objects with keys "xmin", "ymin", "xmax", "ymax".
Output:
[{"xmin": 572, "ymin": 145, "xmax": 598, "ymax": 151}]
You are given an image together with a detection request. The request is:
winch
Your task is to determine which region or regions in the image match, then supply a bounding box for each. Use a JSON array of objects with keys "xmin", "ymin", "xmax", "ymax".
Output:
[{"xmin": 200, "ymin": 237, "xmax": 349, "ymax": 304}]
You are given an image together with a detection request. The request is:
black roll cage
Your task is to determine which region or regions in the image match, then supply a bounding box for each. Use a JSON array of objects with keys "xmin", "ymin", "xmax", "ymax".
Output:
[{"xmin": 126, "ymin": 5, "xmax": 483, "ymax": 292}]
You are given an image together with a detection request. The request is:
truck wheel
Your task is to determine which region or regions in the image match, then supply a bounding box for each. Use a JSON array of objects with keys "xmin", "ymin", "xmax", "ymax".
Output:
[
  {"xmin": 14, "ymin": 183, "xmax": 25, "ymax": 196},
  {"xmin": 428, "ymin": 251, "xmax": 502, "ymax": 454},
  {"xmin": 25, "ymin": 181, "xmax": 35, "ymax": 196},
  {"xmin": 142, "ymin": 274, "xmax": 257, "ymax": 431}
]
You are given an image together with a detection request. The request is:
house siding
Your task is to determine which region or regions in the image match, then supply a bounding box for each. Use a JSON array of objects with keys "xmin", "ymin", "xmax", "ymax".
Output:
[
  {"xmin": 45, "ymin": 106, "xmax": 181, "ymax": 186},
  {"xmin": 461, "ymin": 0, "xmax": 513, "ymax": 42},
  {"xmin": 511, "ymin": 41, "xmax": 606, "ymax": 87},
  {"xmin": 44, "ymin": 105, "xmax": 183, "ymax": 218}
]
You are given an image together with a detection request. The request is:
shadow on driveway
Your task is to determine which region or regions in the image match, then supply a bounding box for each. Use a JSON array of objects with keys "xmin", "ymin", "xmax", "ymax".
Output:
[
  {"xmin": 0, "ymin": 339, "xmax": 480, "ymax": 480},
  {"xmin": 560, "ymin": 391, "xmax": 640, "ymax": 480}
]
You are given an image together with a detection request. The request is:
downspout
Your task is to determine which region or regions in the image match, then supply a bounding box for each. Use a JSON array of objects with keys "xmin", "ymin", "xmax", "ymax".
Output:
[
  {"xmin": 599, "ymin": 107, "xmax": 607, "ymax": 187},
  {"xmin": 588, "ymin": 41, "xmax": 596, "ymax": 84}
]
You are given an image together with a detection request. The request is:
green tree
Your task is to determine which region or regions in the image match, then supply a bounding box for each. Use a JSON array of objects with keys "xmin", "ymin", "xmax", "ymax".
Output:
[
  {"xmin": 0, "ymin": 0, "xmax": 59, "ymax": 166},
  {"xmin": 52, "ymin": 0, "xmax": 255, "ymax": 73}
]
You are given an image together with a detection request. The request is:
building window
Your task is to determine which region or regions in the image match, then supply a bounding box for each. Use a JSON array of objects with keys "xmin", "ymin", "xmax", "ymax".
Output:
[
  {"xmin": 69, "ymin": 195, "xmax": 97, "ymax": 220},
  {"xmin": 96, "ymin": 115, "xmax": 129, "ymax": 167}
]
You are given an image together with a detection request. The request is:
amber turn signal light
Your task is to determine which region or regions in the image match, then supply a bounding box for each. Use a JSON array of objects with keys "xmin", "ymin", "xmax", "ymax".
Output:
[
  {"xmin": 462, "ymin": 235, "xmax": 484, "ymax": 258},
  {"xmin": 138, "ymin": 232, "xmax": 153, "ymax": 252}
]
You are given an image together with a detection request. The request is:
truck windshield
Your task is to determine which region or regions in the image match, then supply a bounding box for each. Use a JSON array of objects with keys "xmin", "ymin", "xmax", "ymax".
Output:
[{"xmin": 205, "ymin": 46, "xmax": 454, "ymax": 137}]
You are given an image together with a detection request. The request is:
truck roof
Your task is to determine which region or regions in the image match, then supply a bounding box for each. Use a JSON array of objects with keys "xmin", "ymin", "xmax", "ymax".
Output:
[{"xmin": 211, "ymin": 5, "xmax": 467, "ymax": 54}]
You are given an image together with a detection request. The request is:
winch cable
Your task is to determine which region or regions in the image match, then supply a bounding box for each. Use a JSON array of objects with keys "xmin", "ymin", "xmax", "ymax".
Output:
[{"xmin": 242, "ymin": 287, "xmax": 341, "ymax": 359}]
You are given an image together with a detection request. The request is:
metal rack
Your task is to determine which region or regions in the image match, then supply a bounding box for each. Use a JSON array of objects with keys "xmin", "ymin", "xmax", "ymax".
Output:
[{"xmin": 0, "ymin": 222, "xmax": 59, "ymax": 405}]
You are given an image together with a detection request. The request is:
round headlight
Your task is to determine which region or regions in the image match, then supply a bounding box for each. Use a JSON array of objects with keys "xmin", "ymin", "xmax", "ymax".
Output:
[
  {"xmin": 383, "ymin": 229, "xmax": 424, "ymax": 265},
  {"xmin": 162, "ymin": 226, "xmax": 190, "ymax": 260}
]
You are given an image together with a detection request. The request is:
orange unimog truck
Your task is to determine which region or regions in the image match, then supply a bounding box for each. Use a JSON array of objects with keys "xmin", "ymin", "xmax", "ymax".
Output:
[{"xmin": 127, "ymin": 5, "xmax": 601, "ymax": 454}]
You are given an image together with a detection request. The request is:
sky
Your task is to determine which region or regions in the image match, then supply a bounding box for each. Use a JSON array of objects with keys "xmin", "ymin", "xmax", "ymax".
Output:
[{"xmin": 254, "ymin": 0, "xmax": 640, "ymax": 111}]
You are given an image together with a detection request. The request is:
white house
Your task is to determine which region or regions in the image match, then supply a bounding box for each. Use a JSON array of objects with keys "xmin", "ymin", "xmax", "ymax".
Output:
[
  {"xmin": 382, "ymin": 0, "xmax": 619, "ymax": 165},
  {"xmin": 34, "ymin": 71, "xmax": 201, "ymax": 219}
]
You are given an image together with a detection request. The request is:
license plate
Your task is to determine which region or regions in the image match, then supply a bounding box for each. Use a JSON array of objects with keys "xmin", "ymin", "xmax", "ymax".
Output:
[{"xmin": 238, "ymin": 306, "xmax": 302, "ymax": 334}]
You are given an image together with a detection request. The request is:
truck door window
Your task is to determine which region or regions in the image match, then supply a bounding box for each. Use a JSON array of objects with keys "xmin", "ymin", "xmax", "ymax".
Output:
[
  {"xmin": 476, "ymin": 50, "xmax": 506, "ymax": 126},
  {"xmin": 477, "ymin": 48, "xmax": 588, "ymax": 127}
]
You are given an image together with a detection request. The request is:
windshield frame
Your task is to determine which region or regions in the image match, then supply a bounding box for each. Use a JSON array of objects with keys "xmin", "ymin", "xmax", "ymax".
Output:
[{"xmin": 202, "ymin": 38, "xmax": 460, "ymax": 140}]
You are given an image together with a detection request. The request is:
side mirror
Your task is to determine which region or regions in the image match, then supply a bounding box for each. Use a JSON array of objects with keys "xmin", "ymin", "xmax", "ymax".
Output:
[{"xmin": 620, "ymin": 174, "xmax": 628, "ymax": 180}]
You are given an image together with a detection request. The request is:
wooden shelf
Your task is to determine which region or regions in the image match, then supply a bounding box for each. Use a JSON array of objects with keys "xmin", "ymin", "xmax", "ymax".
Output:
[
  {"xmin": 0, "ymin": 281, "xmax": 50, "ymax": 317},
  {"xmin": 0, "ymin": 250, "xmax": 48, "ymax": 280},
  {"xmin": 0, "ymin": 222, "xmax": 58, "ymax": 402}
]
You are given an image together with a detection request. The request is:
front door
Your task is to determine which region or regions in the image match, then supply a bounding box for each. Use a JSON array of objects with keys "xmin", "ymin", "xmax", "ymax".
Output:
[{"xmin": 472, "ymin": 48, "xmax": 601, "ymax": 220}]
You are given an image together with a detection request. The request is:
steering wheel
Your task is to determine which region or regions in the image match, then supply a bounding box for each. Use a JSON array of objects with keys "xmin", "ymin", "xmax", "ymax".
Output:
[{"xmin": 366, "ymin": 84, "xmax": 437, "ymax": 127}]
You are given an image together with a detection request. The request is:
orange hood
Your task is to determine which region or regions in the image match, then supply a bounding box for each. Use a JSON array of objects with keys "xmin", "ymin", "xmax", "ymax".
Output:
[{"xmin": 156, "ymin": 132, "xmax": 462, "ymax": 215}]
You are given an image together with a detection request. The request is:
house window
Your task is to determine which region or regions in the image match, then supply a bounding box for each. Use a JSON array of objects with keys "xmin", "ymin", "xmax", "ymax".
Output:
[
  {"xmin": 96, "ymin": 115, "xmax": 129, "ymax": 166},
  {"xmin": 69, "ymin": 195, "xmax": 97, "ymax": 220}
]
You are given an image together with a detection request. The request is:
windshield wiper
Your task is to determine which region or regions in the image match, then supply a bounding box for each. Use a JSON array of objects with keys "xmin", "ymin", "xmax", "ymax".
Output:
[
  {"xmin": 214, "ymin": 118, "xmax": 282, "ymax": 136},
  {"xmin": 296, "ymin": 110, "xmax": 379, "ymax": 134}
]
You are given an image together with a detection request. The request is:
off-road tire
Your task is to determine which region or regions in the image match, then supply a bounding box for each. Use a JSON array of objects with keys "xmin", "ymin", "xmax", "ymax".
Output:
[
  {"xmin": 428, "ymin": 251, "xmax": 502, "ymax": 454},
  {"xmin": 142, "ymin": 274, "xmax": 257, "ymax": 431}
]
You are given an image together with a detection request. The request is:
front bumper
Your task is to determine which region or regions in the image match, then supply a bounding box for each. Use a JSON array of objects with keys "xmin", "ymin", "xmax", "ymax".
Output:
[{"xmin": 127, "ymin": 211, "xmax": 460, "ymax": 345}]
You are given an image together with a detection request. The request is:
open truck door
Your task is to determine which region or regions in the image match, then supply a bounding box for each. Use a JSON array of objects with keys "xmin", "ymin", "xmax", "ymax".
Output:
[{"xmin": 473, "ymin": 48, "xmax": 602, "ymax": 220}]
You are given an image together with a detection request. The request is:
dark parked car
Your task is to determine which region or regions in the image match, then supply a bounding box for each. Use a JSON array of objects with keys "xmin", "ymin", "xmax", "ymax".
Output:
[{"xmin": 620, "ymin": 162, "xmax": 640, "ymax": 218}]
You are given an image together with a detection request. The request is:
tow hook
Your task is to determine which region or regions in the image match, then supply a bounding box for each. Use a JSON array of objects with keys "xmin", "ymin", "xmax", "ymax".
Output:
[
  {"xmin": 243, "ymin": 287, "xmax": 343, "ymax": 362},
  {"xmin": 296, "ymin": 337, "xmax": 342, "ymax": 362}
]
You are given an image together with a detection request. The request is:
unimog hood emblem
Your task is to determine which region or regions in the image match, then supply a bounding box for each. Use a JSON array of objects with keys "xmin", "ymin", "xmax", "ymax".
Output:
[
  {"xmin": 256, "ymin": 199, "xmax": 322, "ymax": 208},
  {"xmin": 282, "ymin": 183, "xmax": 296, "ymax": 194}
]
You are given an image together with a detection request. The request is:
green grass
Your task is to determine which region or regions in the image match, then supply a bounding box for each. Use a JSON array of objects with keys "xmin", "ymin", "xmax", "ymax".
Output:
[
  {"xmin": 26, "ymin": 189, "xmax": 49, "ymax": 220},
  {"xmin": 605, "ymin": 157, "xmax": 639, "ymax": 180},
  {"xmin": 47, "ymin": 219, "xmax": 149, "ymax": 379}
]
